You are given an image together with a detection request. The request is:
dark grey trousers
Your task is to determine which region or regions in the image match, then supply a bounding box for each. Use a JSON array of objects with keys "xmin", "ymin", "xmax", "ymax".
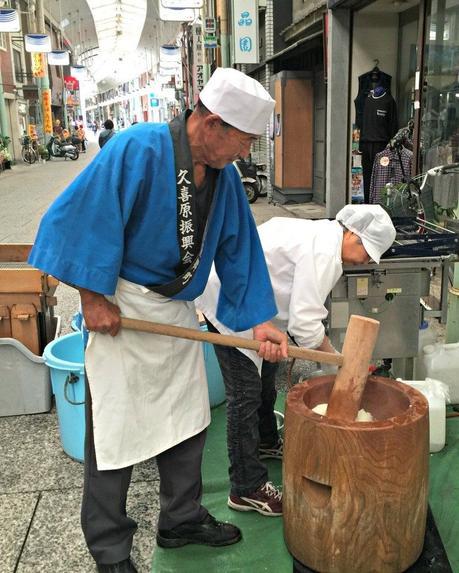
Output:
[
  {"xmin": 205, "ymin": 319, "xmax": 279, "ymax": 497},
  {"xmin": 81, "ymin": 377, "xmax": 208, "ymax": 565}
]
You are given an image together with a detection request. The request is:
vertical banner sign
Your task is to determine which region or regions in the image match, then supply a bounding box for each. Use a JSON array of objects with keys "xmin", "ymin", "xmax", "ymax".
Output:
[
  {"xmin": 31, "ymin": 53, "xmax": 46, "ymax": 78},
  {"xmin": 204, "ymin": 17, "xmax": 217, "ymax": 48},
  {"xmin": 192, "ymin": 23, "xmax": 205, "ymax": 99},
  {"xmin": 42, "ymin": 89, "xmax": 53, "ymax": 135},
  {"xmin": 232, "ymin": 0, "xmax": 259, "ymax": 64},
  {"xmin": 175, "ymin": 63, "xmax": 183, "ymax": 90}
]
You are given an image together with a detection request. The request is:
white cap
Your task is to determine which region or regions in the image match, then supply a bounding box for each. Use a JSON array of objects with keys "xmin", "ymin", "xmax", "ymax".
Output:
[
  {"xmin": 336, "ymin": 204, "xmax": 396, "ymax": 263},
  {"xmin": 200, "ymin": 67, "xmax": 275, "ymax": 135}
]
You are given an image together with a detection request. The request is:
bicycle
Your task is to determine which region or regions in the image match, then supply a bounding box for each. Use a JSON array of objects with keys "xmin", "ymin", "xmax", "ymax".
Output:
[
  {"xmin": 382, "ymin": 162, "xmax": 459, "ymax": 222},
  {"xmin": 20, "ymin": 135, "xmax": 38, "ymax": 164}
]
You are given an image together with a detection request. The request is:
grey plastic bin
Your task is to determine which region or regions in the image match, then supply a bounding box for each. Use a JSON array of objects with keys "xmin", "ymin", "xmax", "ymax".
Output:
[{"xmin": 0, "ymin": 316, "xmax": 61, "ymax": 416}]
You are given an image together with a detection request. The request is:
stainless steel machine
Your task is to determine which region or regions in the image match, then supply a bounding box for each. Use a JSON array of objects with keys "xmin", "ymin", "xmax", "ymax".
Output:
[{"xmin": 327, "ymin": 218, "xmax": 459, "ymax": 377}]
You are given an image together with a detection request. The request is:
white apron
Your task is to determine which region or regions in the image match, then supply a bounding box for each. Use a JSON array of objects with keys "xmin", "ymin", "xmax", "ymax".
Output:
[{"xmin": 85, "ymin": 278, "xmax": 210, "ymax": 470}]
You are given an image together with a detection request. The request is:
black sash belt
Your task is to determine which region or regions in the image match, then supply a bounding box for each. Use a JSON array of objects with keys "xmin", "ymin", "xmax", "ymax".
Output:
[{"xmin": 147, "ymin": 111, "xmax": 217, "ymax": 298}]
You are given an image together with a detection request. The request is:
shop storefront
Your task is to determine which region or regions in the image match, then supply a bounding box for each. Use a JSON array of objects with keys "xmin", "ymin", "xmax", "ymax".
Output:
[{"xmin": 327, "ymin": 0, "xmax": 459, "ymax": 213}]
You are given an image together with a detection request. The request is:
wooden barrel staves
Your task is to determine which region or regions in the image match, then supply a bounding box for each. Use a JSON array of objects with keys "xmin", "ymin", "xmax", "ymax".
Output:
[{"xmin": 283, "ymin": 375, "xmax": 429, "ymax": 573}]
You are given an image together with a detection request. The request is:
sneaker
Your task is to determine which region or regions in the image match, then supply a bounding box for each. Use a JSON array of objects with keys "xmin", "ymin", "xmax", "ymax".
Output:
[
  {"xmin": 156, "ymin": 513, "xmax": 242, "ymax": 548},
  {"xmin": 228, "ymin": 481, "xmax": 282, "ymax": 516},
  {"xmin": 259, "ymin": 438, "xmax": 283, "ymax": 460}
]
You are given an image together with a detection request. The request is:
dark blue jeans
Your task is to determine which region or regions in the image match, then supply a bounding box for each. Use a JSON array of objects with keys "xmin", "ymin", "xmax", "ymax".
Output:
[{"xmin": 206, "ymin": 319, "xmax": 279, "ymax": 496}]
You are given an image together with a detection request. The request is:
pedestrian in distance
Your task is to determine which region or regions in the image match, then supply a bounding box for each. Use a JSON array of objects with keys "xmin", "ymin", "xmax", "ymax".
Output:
[
  {"xmin": 29, "ymin": 67, "xmax": 288, "ymax": 573},
  {"xmin": 76, "ymin": 124, "xmax": 87, "ymax": 152},
  {"xmin": 98, "ymin": 119, "xmax": 115, "ymax": 148},
  {"xmin": 197, "ymin": 204, "xmax": 396, "ymax": 517},
  {"xmin": 53, "ymin": 119, "xmax": 64, "ymax": 140}
]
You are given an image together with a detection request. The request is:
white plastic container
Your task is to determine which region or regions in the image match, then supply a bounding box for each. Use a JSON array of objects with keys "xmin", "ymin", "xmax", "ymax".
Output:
[
  {"xmin": 414, "ymin": 321, "xmax": 438, "ymax": 379},
  {"xmin": 0, "ymin": 316, "xmax": 61, "ymax": 417},
  {"xmin": 399, "ymin": 378, "xmax": 448, "ymax": 453},
  {"xmin": 422, "ymin": 342, "xmax": 459, "ymax": 403}
]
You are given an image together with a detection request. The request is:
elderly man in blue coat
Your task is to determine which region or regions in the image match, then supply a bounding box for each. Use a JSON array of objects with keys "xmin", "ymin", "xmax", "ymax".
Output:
[{"xmin": 29, "ymin": 68, "xmax": 288, "ymax": 573}]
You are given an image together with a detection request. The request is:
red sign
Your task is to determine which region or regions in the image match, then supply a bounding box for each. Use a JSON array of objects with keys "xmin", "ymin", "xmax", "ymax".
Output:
[{"xmin": 64, "ymin": 76, "xmax": 79, "ymax": 91}]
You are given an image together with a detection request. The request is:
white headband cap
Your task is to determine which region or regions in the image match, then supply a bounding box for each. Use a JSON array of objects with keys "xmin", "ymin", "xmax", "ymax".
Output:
[
  {"xmin": 200, "ymin": 67, "xmax": 275, "ymax": 135},
  {"xmin": 336, "ymin": 204, "xmax": 396, "ymax": 263}
]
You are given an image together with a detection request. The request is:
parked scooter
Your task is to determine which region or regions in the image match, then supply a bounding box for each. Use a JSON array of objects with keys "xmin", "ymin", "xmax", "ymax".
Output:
[
  {"xmin": 46, "ymin": 136, "xmax": 79, "ymax": 161},
  {"xmin": 233, "ymin": 157, "xmax": 259, "ymax": 203},
  {"xmin": 256, "ymin": 161, "xmax": 268, "ymax": 197}
]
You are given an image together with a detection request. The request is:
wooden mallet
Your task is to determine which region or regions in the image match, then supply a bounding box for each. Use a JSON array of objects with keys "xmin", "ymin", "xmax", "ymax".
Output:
[{"xmin": 120, "ymin": 313, "xmax": 379, "ymax": 422}]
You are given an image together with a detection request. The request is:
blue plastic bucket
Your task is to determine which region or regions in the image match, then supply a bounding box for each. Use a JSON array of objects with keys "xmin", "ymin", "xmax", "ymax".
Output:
[
  {"xmin": 200, "ymin": 325, "xmax": 226, "ymax": 408},
  {"xmin": 43, "ymin": 332, "xmax": 85, "ymax": 463},
  {"xmin": 43, "ymin": 326, "xmax": 224, "ymax": 464}
]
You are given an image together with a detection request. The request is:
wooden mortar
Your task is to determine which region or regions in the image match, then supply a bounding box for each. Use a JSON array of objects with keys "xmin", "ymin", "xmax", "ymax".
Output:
[{"xmin": 283, "ymin": 375, "xmax": 429, "ymax": 573}]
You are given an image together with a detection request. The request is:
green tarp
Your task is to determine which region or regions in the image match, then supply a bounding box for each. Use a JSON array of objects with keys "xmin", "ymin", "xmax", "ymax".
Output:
[
  {"xmin": 152, "ymin": 400, "xmax": 459, "ymax": 572},
  {"xmin": 151, "ymin": 400, "xmax": 291, "ymax": 573}
]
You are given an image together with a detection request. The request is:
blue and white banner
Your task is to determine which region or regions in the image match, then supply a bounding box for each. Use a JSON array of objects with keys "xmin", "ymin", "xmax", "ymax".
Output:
[
  {"xmin": 232, "ymin": 0, "xmax": 259, "ymax": 64},
  {"xmin": 160, "ymin": 44, "xmax": 181, "ymax": 62},
  {"xmin": 161, "ymin": 0, "xmax": 203, "ymax": 7},
  {"xmin": 48, "ymin": 50, "xmax": 70, "ymax": 66},
  {"xmin": 25, "ymin": 34, "xmax": 52, "ymax": 53},
  {"xmin": 159, "ymin": 2, "xmax": 196, "ymax": 22},
  {"xmin": 0, "ymin": 9, "xmax": 20, "ymax": 33}
]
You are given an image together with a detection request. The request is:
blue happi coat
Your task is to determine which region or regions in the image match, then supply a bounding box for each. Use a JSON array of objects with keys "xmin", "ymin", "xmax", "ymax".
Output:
[{"xmin": 29, "ymin": 122, "xmax": 277, "ymax": 332}]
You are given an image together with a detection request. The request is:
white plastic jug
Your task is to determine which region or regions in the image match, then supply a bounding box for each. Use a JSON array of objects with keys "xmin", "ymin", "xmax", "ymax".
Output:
[
  {"xmin": 422, "ymin": 342, "xmax": 459, "ymax": 404},
  {"xmin": 414, "ymin": 321, "xmax": 438, "ymax": 379},
  {"xmin": 399, "ymin": 378, "xmax": 448, "ymax": 453}
]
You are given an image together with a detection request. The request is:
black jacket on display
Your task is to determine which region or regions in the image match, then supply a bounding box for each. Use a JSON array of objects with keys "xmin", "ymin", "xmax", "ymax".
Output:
[
  {"xmin": 360, "ymin": 91, "xmax": 398, "ymax": 143},
  {"xmin": 354, "ymin": 69, "xmax": 392, "ymax": 129}
]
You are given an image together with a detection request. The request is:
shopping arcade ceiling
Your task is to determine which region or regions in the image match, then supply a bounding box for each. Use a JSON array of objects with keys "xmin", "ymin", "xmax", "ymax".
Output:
[{"xmin": 46, "ymin": 0, "xmax": 181, "ymax": 91}]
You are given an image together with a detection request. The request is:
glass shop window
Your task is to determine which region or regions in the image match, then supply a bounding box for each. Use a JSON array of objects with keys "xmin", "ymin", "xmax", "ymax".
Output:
[
  {"xmin": 420, "ymin": 0, "xmax": 459, "ymax": 171},
  {"xmin": 13, "ymin": 48, "xmax": 23, "ymax": 83}
]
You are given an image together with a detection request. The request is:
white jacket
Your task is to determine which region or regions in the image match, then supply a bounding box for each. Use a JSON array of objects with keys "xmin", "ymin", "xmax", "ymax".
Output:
[{"xmin": 197, "ymin": 217, "xmax": 344, "ymax": 368}]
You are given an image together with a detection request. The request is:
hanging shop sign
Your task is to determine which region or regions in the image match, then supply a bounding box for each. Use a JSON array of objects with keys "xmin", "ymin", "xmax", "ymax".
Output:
[
  {"xmin": 160, "ymin": 44, "xmax": 181, "ymax": 62},
  {"xmin": 42, "ymin": 89, "xmax": 53, "ymax": 135},
  {"xmin": 232, "ymin": 0, "xmax": 259, "ymax": 64},
  {"xmin": 66, "ymin": 93, "xmax": 79, "ymax": 106},
  {"xmin": 0, "ymin": 9, "xmax": 20, "ymax": 33},
  {"xmin": 25, "ymin": 33, "xmax": 52, "ymax": 53},
  {"xmin": 192, "ymin": 23, "xmax": 205, "ymax": 97},
  {"xmin": 161, "ymin": 0, "xmax": 203, "ymax": 7},
  {"xmin": 64, "ymin": 76, "xmax": 79, "ymax": 91},
  {"xmin": 31, "ymin": 53, "xmax": 46, "ymax": 78},
  {"xmin": 70, "ymin": 65, "xmax": 85, "ymax": 77},
  {"xmin": 160, "ymin": 60, "xmax": 180, "ymax": 71},
  {"xmin": 204, "ymin": 35, "xmax": 217, "ymax": 49},
  {"xmin": 204, "ymin": 18, "xmax": 216, "ymax": 34},
  {"xmin": 48, "ymin": 50, "xmax": 70, "ymax": 66},
  {"xmin": 159, "ymin": 3, "xmax": 196, "ymax": 22}
]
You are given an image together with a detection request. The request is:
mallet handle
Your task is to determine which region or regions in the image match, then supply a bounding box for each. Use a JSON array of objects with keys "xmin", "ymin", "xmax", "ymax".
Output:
[{"xmin": 120, "ymin": 317, "xmax": 344, "ymax": 366}]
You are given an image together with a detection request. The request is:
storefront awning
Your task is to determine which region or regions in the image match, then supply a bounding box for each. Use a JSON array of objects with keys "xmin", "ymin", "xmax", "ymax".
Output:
[
  {"xmin": 328, "ymin": 0, "xmax": 375, "ymax": 9},
  {"xmin": 265, "ymin": 30, "xmax": 322, "ymax": 63}
]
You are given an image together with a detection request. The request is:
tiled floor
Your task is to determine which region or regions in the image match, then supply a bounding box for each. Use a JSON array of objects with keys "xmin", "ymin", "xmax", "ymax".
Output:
[{"xmin": 0, "ymin": 407, "xmax": 161, "ymax": 573}]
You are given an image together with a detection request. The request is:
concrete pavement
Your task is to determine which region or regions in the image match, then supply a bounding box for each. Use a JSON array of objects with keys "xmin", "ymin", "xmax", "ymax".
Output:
[{"xmin": 0, "ymin": 134, "xmax": 324, "ymax": 573}]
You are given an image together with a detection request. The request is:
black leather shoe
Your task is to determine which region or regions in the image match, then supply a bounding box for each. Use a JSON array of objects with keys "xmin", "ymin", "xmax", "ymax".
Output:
[
  {"xmin": 97, "ymin": 558, "xmax": 138, "ymax": 572},
  {"xmin": 156, "ymin": 513, "xmax": 242, "ymax": 548}
]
